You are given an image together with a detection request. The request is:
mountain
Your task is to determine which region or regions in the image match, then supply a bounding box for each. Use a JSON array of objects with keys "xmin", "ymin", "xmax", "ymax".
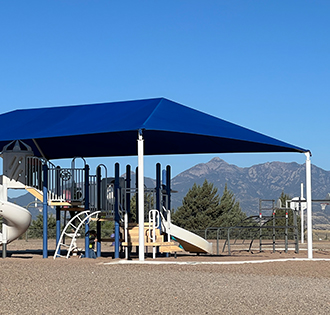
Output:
[
  {"xmin": 8, "ymin": 193, "xmax": 55, "ymax": 220},
  {"xmin": 8, "ymin": 193, "xmax": 43, "ymax": 220},
  {"xmin": 171, "ymin": 157, "xmax": 330, "ymax": 228}
]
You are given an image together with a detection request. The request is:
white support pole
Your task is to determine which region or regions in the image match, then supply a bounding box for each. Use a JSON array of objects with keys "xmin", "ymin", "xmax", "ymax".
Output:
[
  {"xmin": 305, "ymin": 152, "xmax": 313, "ymax": 259},
  {"xmin": 137, "ymin": 130, "xmax": 145, "ymax": 261},
  {"xmin": 1, "ymin": 175, "xmax": 9, "ymax": 257},
  {"xmin": 300, "ymin": 182, "xmax": 304, "ymax": 244}
]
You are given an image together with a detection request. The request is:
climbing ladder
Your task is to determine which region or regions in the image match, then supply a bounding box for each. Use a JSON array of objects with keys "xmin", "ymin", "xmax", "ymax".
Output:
[{"xmin": 54, "ymin": 210, "xmax": 101, "ymax": 259}]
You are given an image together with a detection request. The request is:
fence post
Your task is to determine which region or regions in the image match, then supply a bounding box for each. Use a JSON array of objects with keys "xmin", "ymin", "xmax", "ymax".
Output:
[
  {"xmin": 227, "ymin": 228, "xmax": 231, "ymax": 255},
  {"xmin": 259, "ymin": 211, "xmax": 262, "ymax": 252},
  {"xmin": 216, "ymin": 229, "xmax": 220, "ymax": 255},
  {"xmin": 272, "ymin": 210, "xmax": 276, "ymax": 253},
  {"xmin": 285, "ymin": 210, "xmax": 288, "ymax": 253},
  {"xmin": 294, "ymin": 208, "xmax": 299, "ymax": 253}
]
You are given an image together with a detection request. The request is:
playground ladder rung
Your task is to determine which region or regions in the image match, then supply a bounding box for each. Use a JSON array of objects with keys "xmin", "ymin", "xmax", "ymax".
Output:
[
  {"xmin": 60, "ymin": 243, "xmax": 70, "ymax": 248},
  {"xmin": 64, "ymin": 233, "xmax": 76, "ymax": 238}
]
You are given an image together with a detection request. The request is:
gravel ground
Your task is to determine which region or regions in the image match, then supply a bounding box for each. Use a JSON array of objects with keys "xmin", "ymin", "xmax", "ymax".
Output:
[{"xmin": 1, "ymin": 240, "xmax": 330, "ymax": 314}]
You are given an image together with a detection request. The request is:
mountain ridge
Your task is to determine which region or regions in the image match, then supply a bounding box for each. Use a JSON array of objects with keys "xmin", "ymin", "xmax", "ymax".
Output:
[
  {"xmin": 171, "ymin": 157, "xmax": 330, "ymax": 229},
  {"xmin": 8, "ymin": 157, "xmax": 330, "ymax": 228}
]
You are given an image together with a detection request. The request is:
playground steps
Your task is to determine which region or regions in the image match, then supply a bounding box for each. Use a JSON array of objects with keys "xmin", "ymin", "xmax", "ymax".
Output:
[
  {"xmin": 122, "ymin": 223, "xmax": 179, "ymax": 248},
  {"xmin": 159, "ymin": 244, "xmax": 184, "ymax": 253}
]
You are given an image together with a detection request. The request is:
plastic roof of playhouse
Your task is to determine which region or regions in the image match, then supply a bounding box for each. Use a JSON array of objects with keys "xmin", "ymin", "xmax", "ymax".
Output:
[{"xmin": 0, "ymin": 98, "xmax": 308, "ymax": 159}]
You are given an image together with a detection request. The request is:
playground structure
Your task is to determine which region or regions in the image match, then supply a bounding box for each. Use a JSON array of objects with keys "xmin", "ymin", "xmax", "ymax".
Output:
[
  {"xmin": 0, "ymin": 140, "xmax": 213, "ymax": 259},
  {"xmin": 213, "ymin": 199, "xmax": 300, "ymax": 255},
  {"xmin": 0, "ymin": 98, "xmax": 313, "ymax": 260}
]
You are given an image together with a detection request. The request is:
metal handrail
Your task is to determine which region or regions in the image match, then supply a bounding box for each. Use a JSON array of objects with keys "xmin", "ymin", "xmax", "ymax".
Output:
[{"xmin": 148, "ymin": 209, "xmax": 159, "ymax": 241}]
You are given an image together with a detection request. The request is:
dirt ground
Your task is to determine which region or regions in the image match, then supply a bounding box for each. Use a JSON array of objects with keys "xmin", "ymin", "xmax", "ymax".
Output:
[
  {"xmin": 4, "ymin": 238, "xmax": 330, "ymax": 261},
  {"xmin": 1, "ymin": 239, "xmax": 330, "ymax": 314}
]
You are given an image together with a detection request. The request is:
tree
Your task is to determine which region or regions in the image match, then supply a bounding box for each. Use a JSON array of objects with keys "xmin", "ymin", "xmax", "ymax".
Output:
[
  {"xmin": 28, "ymin": 213, "xmax": 57, "ymax": 239},
  {"xmin": 89, "ymin": 220, "xmax": 114, "ymax": 238},
  {"xmin": 129, "ymin": 192, "xmax": 155, "ymax": 223},
  {"xmin": 278, "ymin": 191, "xmax": 301, "ymax": 237},
  {"xmin": 263, "ymin": 191, "xmax": 301, "ymax": 239},
  {"xmin": 172, "ymin": 180, "xmax": 221, "ymax": 231},
  {"xmin": 172, "ymin": 180, "xmax": 246, "ymax": 233},
  {"xmin": 216, "ymin": 184, "xmax": 246, "ymax": 227}
]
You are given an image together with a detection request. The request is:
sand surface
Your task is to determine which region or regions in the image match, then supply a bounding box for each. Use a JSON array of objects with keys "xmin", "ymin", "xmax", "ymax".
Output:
[{"xmin": 1, "ymin": 239, "xmax": 330, "ymax": 314}]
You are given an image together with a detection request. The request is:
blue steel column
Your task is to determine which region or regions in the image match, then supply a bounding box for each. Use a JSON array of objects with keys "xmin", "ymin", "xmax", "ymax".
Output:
[
  {"xmin": 42, "ymin": 164, "xmax": 48, "ymax": 258},
  {"xmin": 55, "ymin": 165, "xmax": 61, "ymax": 252},
  {"xmin": 55, "ymin": 206, "xmax": 61, "ymax": 255},
  {"xmin": 161, "ymin": 168, "xmax": 168, "ymax": 248},
  {"xmin": 156, "ymin": 163, "xmax": 161, "ymax": 224},
  {"xmin": 166, "ymin": 165, "xmax": 171, "ymax": 212},
  {"xmin": 114, "ymin": 163, "xmax": 120, "ymax": 259},
  {"xmin": 165, "ymin": 166, "xmax": 171, "ymax": 257},
  {"xmin": 55, "ymin": 167, "xmax": 61, "ymax": 256},
  {"xmin": 84, "ymin": 164, "xmax": 90, "ymax": 258},
  {"xmin": 155, "ymin": 163, "xmax": 161, "ymax": 256},
  {"xmin": 126, "ymin": 165, "xmax": 131, "ymax": 219},
  {"xmin": 96, "ymin": 166, "xmax": 101, "ymax": 257},
  {"xmin": 135, "ymin": 166, "xmax": 139, "ymax": 255},
  {"xmin": 126, "ymin": 165, "xmax": 131, "ymax": 258}
]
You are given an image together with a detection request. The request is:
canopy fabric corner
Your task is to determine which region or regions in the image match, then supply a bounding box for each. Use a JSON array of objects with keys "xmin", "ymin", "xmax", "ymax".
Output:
[{"xmin": 0, "ymin": 98, "xmax": 308, "ymax": 158}]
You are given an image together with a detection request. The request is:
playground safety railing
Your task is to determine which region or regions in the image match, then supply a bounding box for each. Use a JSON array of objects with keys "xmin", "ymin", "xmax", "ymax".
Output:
[
  {"xmin": 26, "ymin": 156, "xmax": 56, "ymax": 190},
  {"xmin": 149, "ymin": 209, "xmax": 160, "ymax": 259},
  {"xmin": 89, "ymin": 174, "xmax": 97, "ymax": 211},
  {"xmin": 49, "ymin": 166, "xmax": 85, "ymax": 202},
  {"xmin": 223, "ymin": 224, "xmax": 298, "ymax": 255},
  {"xmin": 25, "ymin": 156, "xmax": 86, "ymax": 203}
]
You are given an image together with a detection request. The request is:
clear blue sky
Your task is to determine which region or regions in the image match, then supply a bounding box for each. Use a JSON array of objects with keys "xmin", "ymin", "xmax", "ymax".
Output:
[{"xmin": 1, "ymin": 1, "xmax": 329, "ymax": 179}]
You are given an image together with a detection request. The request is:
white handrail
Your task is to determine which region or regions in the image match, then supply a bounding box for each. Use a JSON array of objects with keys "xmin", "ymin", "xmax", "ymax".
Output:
[
  {"xmin": 148, "ymin": 209, "xmax": 159, "ymax": 241},
  {"xmin": 124, "ymin": 210, "xmax": 128, "ymax": 259},
  {"xmin": 161, "ymin": 206, "xmax": 171, "ymax": 242},
  {"xmin": 148, "ymin": 209, "xmax": 159, "ymax": 259}
]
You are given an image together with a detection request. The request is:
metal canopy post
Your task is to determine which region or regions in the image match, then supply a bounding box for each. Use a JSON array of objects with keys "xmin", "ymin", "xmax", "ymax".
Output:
[
  {"xmin": 42, "ymin": 164, "xmax": 48, "ymax": 258},
  {"xmin": 114, "ymin": 163, "xmax": 120, "ymax": 259},
  {"xmin": 300, "ymin": 183, "xmax": 304, "ymax": 244},
  {"xmin": 305, "ymin": 152, "xmax": 313, "ymax": 259},
  {"xmin": 137, "ymin": 130, "xmax": 145, "ymax": 261}
]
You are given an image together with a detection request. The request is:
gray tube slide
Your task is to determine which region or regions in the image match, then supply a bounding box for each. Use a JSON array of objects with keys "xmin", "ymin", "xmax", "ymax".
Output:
[{"xmin": 0, "ymin": 200, "xmax": 32, "ymax": 244}]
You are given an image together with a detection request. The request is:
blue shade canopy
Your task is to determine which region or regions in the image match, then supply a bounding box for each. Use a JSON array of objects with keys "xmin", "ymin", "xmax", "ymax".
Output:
[{"xmin": 0, "ymin": 98, "xmax": 308, "ymax": 160}]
